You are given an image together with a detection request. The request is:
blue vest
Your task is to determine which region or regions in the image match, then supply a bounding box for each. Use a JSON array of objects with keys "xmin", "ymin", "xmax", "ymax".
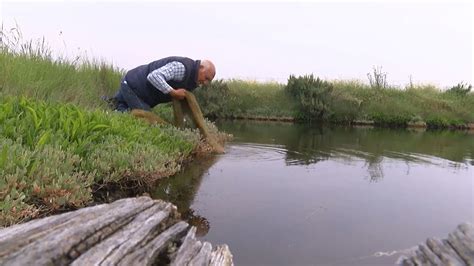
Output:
[{"xmin": 125, "ymin": 56, "xmax": 200, "ymax": 107}]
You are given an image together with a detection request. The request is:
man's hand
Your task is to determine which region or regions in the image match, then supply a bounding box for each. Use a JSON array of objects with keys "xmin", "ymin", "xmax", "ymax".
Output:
[{"xmin": 169, "ymin": 89, "xmax": 186, "ymax": 100}]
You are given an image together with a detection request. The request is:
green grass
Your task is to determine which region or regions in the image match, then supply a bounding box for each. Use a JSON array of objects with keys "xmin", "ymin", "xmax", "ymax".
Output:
[
  {"xmin": 194, "ymin": 77, "xmax": 474, "ymax": 128},
  {"xmin": 0, "ymin": 50, "xmax": 122, "ymax": 108},
  {"xmin": 0, "ymin": 27, "xmax": 122, "ymax": 107},
  {"xmin": 192, "ymin": 79, "xmax": 298, "ymax": 119},
  {"xmin": 224, "ymin": 79, "xmax": 297, "ymax": 118},
  {"xmin": 332, "ymin": 80, "xmax": 474, "ymax": 127},
  {"xmin": 0, "ymin": 96, "xmax": 199, "ymax": 226},
  {"xmin": 0, "ymin": 30, "xmax": 194, "ymax": 225}
]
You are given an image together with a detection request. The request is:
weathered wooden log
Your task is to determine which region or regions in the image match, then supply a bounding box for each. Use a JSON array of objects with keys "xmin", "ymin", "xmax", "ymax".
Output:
[
  {"xmin": 447, "ymin": 224, "xmax": 474, "ymax": 265},
  {"xmin": 0, "ymin": 197, "xmax": 233, "ymax": 266},
  {"xmin": 172, "ymin": 227, "xmax": 203, "ymax": 265},
  {"xmin": 397, "ymin": 223, "xmax": 474, "ymax": 266}
]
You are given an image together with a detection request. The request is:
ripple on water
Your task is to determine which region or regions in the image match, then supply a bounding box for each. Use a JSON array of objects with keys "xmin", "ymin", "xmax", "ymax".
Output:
[
  {"xmin": 226, "ymin": 142, "xmax": 470, "ymax": 169},
  {"xmin": 225, "ymin": 143, "xmax": 291, "ymax": 162}
]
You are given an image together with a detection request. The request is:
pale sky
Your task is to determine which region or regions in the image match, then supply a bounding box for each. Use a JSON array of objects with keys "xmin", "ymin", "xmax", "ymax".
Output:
[{"xmin": 1, "ymin": 1, "xmax": 472, "ymax": 87}]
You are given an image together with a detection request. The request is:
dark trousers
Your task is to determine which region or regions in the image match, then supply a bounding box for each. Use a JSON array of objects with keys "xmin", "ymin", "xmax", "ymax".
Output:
[{"xmin": 114, "ymin": 79, "xmax": 151, "ymax": 112}]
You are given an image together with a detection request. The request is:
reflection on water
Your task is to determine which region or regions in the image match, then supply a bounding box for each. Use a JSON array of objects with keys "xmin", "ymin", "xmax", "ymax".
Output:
[
  {"xmin": 153, "ymin": 155, "xmax": 218, "ymax": 236},
  {"xmin": 152, "ymin": 121, "xmax": 474, "ymax": 265},
  {"xmin": 225, "ymin": 121, "xmax": 473, "ymax": 164},
  {"xmin": 220, "ymin": 121, "xmax": 472, "ymax": 182}
]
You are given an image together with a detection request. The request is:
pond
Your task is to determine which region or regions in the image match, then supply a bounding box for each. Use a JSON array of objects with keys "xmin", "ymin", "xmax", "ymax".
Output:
[{"xmin": 153, "ymin": 121, "xmax": 474, "ymax": 265}]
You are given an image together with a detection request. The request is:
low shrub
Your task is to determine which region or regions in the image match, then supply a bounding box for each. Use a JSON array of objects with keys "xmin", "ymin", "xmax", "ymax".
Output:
[
  {"xmin": 285, "ymin": 74, "xmax": 334, "ymax": 121},
  {"xmin": 194, "ymin": 79, "xmax": 231, "ymax": 118}
]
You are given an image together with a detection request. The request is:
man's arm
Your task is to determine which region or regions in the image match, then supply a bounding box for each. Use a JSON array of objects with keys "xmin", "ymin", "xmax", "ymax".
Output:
[{"xmin": 147, "ymin": 61, "xmax": 186, "ymax": 97}]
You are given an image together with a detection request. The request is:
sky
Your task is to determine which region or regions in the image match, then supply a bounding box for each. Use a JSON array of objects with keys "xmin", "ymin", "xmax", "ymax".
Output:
[{"xmin": 1, "ymin": 1, "xmax": 472, "ymax": 87}]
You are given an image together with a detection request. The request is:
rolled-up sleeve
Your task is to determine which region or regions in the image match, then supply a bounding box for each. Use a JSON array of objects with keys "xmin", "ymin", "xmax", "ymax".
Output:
[{"xmin": 147, "ymin": 61, "xmax": 186, "ymax": 94}]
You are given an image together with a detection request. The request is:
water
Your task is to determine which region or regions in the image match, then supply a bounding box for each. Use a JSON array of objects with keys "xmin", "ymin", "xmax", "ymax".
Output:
[{"xmin": 153, "ymin": 121, "xmax": 474, "ymax": 265}]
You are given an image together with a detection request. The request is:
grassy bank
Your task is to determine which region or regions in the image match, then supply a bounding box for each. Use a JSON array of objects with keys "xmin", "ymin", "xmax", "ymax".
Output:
[
  {"xmin": 194, "ymin": 76, "xmax": 474, "ymax": 128},
  {"xmin": 0, "ymin": 43, "xmax": 121, "ymax": 108},
  {"xmin": 0, "ymin": 31, "xmax": 198, "ymax": 226},
  {"xmin": 0, "ymin": 96, "xmax": 200, "ymax": 226},
  {"xmin": 0, "ymin": 33, "xmax": 233, "ymax": 226},
  {"xmin": 2, "ymin": 30, "xmax": 471, "ymax": 128}
]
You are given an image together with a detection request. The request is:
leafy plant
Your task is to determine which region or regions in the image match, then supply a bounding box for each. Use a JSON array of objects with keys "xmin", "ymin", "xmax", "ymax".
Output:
[
  {"xmin": 194, "ymin": 79, "xmax": 231, "ymax": 117},
  {"xmin": 285, "ymin": 74, "xmax": 334, "ymax": 121},
  {"xmin": 0, "ymin": 96, "xmax": 200, "ymax": 226}
]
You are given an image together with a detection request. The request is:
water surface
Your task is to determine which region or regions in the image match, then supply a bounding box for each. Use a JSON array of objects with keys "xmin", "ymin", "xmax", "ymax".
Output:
[{"xmin": 153, "ymin": 121, "xmax": 473, "ymax": 265}]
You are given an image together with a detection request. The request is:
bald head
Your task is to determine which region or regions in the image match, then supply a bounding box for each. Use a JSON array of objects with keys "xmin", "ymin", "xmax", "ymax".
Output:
[{"xmin": 197, "ymin": 59, "xmax": 216, "ymax": 86}]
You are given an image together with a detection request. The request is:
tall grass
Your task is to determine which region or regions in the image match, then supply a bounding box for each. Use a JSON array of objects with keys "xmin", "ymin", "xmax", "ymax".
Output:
[
  {"xmin": 193, "ymin": 79, "xmax": 298, "ymax": 119},
  {"xmin": 332, "ymin": 80, "xmax": 474, "ymax": 127},
  {"xmin": 0, "ymin": 26, "xmax": 122, "ymax": 107}
]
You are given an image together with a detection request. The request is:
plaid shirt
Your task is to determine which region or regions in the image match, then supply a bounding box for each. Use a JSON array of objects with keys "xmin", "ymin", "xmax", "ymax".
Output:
[{"xmin": 146, "ymin": 61, "xmax": 186, "ymax": 94}]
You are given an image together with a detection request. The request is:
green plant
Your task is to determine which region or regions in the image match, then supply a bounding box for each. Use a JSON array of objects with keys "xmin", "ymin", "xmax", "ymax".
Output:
[
  {"xmin": 285, "ymin": 75, "xmax": 334, "ymax": 121},
  {"xmin": 446, "ymin": 82, "xmax": 472, "ymax": 96},
  {"xmin": 0, "ymin": 25, "xmax": 123, "ymax": 108},
  {"xmin": 0, "ymin": 96, "xmax": 200, "ymax": 226},
  {"xmin": 194, "ymin": 79, "xmax": 231, "ymax": 117}
]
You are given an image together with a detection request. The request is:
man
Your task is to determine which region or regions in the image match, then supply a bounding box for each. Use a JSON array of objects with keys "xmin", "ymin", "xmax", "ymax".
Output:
[{"xmin": 112, "ymin": 56, "xmax": 216, "ymax": 112}]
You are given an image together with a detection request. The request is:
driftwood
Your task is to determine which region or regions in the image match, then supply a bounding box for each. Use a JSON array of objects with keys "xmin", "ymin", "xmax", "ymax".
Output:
[
  {"xmin": 131, "ymin": 91, "xmax": 224, "ymax": 154},
  {"xmin": 0, "ymin": 197, "xmax": 233, "ymax": 266},
  {"xmin": 397, "ymin": 222, "xmax": 474, "ymax": 266}
]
